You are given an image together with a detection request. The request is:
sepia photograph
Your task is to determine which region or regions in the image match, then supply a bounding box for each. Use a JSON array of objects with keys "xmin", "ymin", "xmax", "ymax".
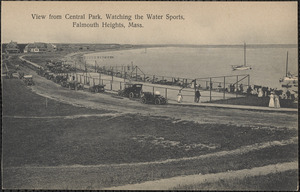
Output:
[{"xmin": 1, "ymin": 1, "xmax": 298, "ymax": 190}]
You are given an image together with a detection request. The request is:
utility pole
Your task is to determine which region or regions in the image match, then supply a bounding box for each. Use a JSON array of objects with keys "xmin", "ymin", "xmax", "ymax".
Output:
[
  {"xmin": 209, "ymin": 78, "xmax": 212, "ymax": 102},
  {"xmin": 136, "ymin": 66, "xmax": 138, "ymax": 81},
  {"xmin": 286, "ymin": 51, "xmax": 289, "ymax": 77},
  {"xmin": 85, "ymin": 61, "xmax": 88, "ymax": 84}
]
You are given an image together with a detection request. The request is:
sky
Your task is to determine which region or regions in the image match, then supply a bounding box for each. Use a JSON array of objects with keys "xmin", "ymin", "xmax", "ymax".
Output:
[{"xmin": 1, "ymin": 1, "xmax": 298, "ymax": 45}]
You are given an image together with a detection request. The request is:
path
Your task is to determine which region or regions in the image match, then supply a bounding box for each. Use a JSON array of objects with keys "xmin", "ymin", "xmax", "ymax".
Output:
[{"xmin": 105, "ymin": 161, "xmax": 298, "ymax": 190}]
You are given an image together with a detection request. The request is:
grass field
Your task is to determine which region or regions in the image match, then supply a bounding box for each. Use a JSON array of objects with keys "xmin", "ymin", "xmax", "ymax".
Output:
[
  {"xmin": 2, "ymin": 79, "xmax": 109, "ymax": 117},
  {"xmin": 22, "ymin": 52, "xmax": 68, "ymax": 64},
  {"xmin": 174, "ymin": 170, "xmax": 298, "ymax": 191}
]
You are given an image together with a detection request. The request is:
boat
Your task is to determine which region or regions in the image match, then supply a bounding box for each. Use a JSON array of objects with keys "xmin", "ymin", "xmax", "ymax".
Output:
[
  {"xmin": 279, "ymin": 51, "xmax": 298, "ymax": 84},
  {"xmin": 232, "ymin": 43, "xmax": 252, "ymax": 71}
]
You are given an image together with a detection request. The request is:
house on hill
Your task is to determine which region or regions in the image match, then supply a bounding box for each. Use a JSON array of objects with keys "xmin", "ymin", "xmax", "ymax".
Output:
[
  {"xmin": 24, "ymin": 42, "xmax": 57, "ymax": 53},
  {"xmin": 5, "ymin": 41, "xmax": 20, "ymax": 53}
]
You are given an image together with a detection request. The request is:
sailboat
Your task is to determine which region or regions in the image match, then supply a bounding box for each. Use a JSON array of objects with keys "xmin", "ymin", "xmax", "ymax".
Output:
[
  {"xmin": 232, "ymin": 43, "xmax": 252, "ymax": 71},
  {"xmin": 279, "ymin": 51, "xmax": 298, "ymax": 85}
]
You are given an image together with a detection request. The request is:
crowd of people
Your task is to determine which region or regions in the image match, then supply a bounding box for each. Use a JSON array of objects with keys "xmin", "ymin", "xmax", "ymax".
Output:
[
  {"xmin": 176, "ymin": 82, "xmax": 297, "ymax": 108},
  {"xmin": 246, "ymin": 85, "xmax": 297, "ymax": 101}
]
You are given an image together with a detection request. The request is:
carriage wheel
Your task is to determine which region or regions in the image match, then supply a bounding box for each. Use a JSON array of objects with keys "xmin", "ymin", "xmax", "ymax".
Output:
[
  {"xmin": 155, "ymin": 98, "xmax": 161, "ymax": 105},
  {"xmin": 95, "ymin": 87, "xmax": 99, "ymax": 93},
  {"xmin": 141, "ymin": 97, "xmax": 147, "ymax": 104},
  {"xmin": 129, "ymin": 92, "xmax": 134, "ymax": 99}
]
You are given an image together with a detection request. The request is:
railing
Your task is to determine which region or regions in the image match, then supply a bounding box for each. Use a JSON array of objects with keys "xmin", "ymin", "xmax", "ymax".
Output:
[{"xmin": 57, "ymin": 71, "xmax": 248, "ymax": 103}]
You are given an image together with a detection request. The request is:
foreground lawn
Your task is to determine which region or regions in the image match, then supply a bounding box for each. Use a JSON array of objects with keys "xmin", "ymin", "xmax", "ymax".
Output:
[
  {"xmin": 174, "ymin": 170, "xmax": 298, "ymax": 191},
  {"xmin": 3, "ymin": 114, "xmax": 297, "ymax": 167},
  {"xmin": 2, "ymin": 79, "xmax": 109, "ymax": 116},
  {"xmin": 3, "ymin": 144, "xmax": 297, "ymax": 189}
]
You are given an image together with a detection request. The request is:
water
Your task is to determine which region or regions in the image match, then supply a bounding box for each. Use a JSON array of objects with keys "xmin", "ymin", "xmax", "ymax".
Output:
[{"xmin": 84, "ymin": 46, "xmax": 298, "ymax": 89}]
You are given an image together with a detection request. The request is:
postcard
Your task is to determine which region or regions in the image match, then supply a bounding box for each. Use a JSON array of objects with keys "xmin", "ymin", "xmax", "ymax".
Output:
[{"xmin": 1, "ymin": 1, "xmax": 298, "ymax": 190}]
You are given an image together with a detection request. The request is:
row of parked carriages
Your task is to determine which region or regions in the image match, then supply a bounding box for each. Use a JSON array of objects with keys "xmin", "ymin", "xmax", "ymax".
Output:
[{"xmin": 36, "ymin": 62, "xmax": 167, "ymax": 105}]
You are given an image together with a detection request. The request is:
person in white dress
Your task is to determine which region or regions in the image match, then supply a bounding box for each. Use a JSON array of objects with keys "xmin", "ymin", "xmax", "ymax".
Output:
[
  {"xmin": 258, "ymin": 88, "xmax": 263, "ymax": 97},
  {"xmin": 177, "ymin": 90, "xmax": 183, "ymax": 103},
  {"xmin": 274, "ymin": 94, "xmax": 280, "ymax": 108},
  {"xmin": 269, "ymin": 92, "xmax": 275, "ymax": 108}
]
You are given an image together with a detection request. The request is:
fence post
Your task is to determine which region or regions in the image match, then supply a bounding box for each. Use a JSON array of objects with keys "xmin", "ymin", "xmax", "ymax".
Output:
[
  {"xmin": 153, "ymin": 86, "xmax": 154, "ymax": 95},
  {"xmin": 165, "ymin": 88, "xmax": 167, "ymax": 100},
  {"xmin": 93, "ymin": 78, "xmax": 95, "ymax": 86},
  {"xmin": 110, "ymin": 81, "xmax": 112, "ymax": 90},
  {"xmin": 136, "ymin": 66, "xmax": 138, "ymax": 81},
  {"xmin": 194, "ymin": 79, "xmax": 197, "ymax": 102},
  {"xmin": 209, "ymin": 78, "xmax": 212, "ymax": 102},
  {"xmin": 120, "ymin": 82, "xmax": 122, "ymax": 90},
  {"xmin": 236, "ymin": 75, "xmax": 238, "ymax": 98},
  {"xmin": 144, "ymin": 74, "xmax": 146, "ymax": 82},
  {"xmin": 248, "ymin": 75, "xmax": 250, "ymax": 89},
  {"xmin": 223, "ymin": 76, "xmax": 226, "ymax": 99},
  {"xmin": 153, "ymin": 75, "xmax": 155, "ymax": 83},
  {"xmin": 101, "ymin": 79, "xmax": 103, "ymax": 85}
]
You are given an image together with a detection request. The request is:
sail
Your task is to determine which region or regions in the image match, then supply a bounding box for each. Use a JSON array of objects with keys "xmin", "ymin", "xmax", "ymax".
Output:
[{"xmin": 232, "ymin": 43, "xmax": 252, "ymax": 71}]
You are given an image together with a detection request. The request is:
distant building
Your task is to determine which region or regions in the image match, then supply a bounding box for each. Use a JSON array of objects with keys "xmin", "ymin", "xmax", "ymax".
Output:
[
  {"xmin": 5, "ymin": 41, "xmax": 20, "ymax": 53},
  {"xmin": 24, "ymin": 42, "xmax": 57, "ymax": 53}
]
